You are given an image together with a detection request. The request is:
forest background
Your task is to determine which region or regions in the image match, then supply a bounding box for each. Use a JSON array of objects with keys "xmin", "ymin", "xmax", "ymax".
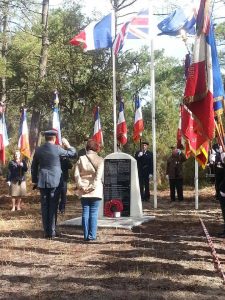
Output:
[{"xmin": 0, "ymin": 0, "xmax": 225, "ymax": 186}]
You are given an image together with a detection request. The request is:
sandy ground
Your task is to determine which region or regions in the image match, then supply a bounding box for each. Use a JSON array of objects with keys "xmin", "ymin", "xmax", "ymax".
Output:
[{"xmin": 0, "ymin": 182, "xmax": 225, "ymax": 299}]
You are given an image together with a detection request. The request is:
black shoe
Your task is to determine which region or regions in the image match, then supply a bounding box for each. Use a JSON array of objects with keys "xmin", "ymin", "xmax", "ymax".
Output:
[{"xmin": 171, "ymin": 199, "xmax": 175, "ymax": 202}]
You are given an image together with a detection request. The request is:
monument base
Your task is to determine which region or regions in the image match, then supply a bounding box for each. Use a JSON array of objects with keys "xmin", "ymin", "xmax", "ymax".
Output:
[{"xmin": 60, "ymin": 215, "xmax": 155, "ymax": 230}]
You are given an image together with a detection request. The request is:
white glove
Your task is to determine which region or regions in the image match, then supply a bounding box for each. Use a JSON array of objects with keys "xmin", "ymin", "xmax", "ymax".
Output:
[
  {"xmin": 19, "ymin": 162, "xmax": 23, "ymax": 167},
  {"xmin": 209, "ymin": 154, "xmax": 216, "ymax": 164},
  {"xmin": 166, "ymin": 175, "xmax": 169, "ymax": 180},
  {"xmin": 7, "ymin": 181, "xmax": 11, "ymax": 186},
  {"xmin": 149, "ymin": 174, "xmax": 153, "ymax": 180},
  {"xmin": 62, "ymin": 137, "xmax": 70, "ymax": 149},
  {"xmin": 221, "ymin": 152, "xmax": 225, "ymax": 163},
  {"xmin": 138, "ymin": 151, "xmax": 143, "ymax": 157},
  {"xmin": 219, "ymin": 146, "xmax": 223, "ymax": 153}
]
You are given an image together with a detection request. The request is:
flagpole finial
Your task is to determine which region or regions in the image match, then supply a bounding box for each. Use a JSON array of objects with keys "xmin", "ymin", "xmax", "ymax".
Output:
[{"xmin": 53, "ymin": 91, "xmax": 59, "ymax": 107}]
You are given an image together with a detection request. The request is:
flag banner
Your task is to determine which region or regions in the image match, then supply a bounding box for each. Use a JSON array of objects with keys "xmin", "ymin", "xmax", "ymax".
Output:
[
  {"xmin": 157, "ymin": 4, "xmax": 197, "ymax": 36},
  {"xmin": 113, "ymin": 8, "xmax": 149, "ymax": 55},
  {"xmin": 182, "ymin": 0, "xmax": 217, "ymax": 168},
  {"xmin": 181, "ymin": 105, "xmax": 209, "ymax": 167},
  {"xmin": 126, "ymin": 9, "xmax": 149, "ymax": 40},
  {"xmin": 92, "ymin": 106, "xmax": 103, "ymax": 147},
  {"xmin": 52, "ymin": 92, "xmax": 62, "ymax": 145},
  {"xmin": 70, "ymin": 13, "xmax": 112, "ymax": 51},
  {"xmin": 117, "ymin": 100, "xmax": 128, "ymax": 145},
  {"xmin": 0, "ymin": 112, "xmax": 9, "ymax": 164},
  {"xmin": 133, "ymin": 96, "xmax": 144, "ymax": 142},
  {"xmin": 18, "ymin": 108, "xmax": 31, "ymax": 159}
]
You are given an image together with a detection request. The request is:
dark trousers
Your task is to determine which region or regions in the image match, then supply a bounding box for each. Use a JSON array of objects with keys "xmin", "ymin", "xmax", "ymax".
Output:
[
  {"xmin": 219, "ymin": 195, "xmax": 225, "ymax": 230},
  {"xmin": 40, "ymin": 187, "xmax": 59, "ymax": 238},
  {"xmin": 58, "ymin": 180, "xmax": 68, "ymax": 212},
  {"xmin": 138, "ymin": 173, "xmax": 150, "ymax": 200},
  {"xmin": 169, "ymin": 178, "xmax": 183, "ymax": 201},
  {"xmin": 215, "ymin": 167, "xmax": 224, "ymax": 199}
]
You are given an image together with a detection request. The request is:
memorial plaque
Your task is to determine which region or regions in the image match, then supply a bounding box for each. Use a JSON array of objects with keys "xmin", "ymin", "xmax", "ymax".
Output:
[{"xmin": 103, "ymin": 159, "xmax": 131, "ymax": 217}]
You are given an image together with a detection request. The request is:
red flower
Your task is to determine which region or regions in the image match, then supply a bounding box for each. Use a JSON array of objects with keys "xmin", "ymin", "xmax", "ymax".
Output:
[{"xmin": 104, "ymin": 199, "xmax": 123, "ymax": 217}]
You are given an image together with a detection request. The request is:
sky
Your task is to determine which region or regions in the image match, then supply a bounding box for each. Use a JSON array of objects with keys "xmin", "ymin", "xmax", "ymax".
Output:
[{"xmin": 50, "ymin": 0, "xmax": 225, "ymax": 61}]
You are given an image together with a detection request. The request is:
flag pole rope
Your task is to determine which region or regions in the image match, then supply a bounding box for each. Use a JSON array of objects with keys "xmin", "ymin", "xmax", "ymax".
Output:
[{"xmin": 199, "ymin": 217, "xmax": 225, "ymax": 284}]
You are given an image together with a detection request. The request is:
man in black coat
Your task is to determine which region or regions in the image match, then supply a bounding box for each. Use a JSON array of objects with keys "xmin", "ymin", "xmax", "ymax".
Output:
[
  {"xmin": 135, "ymin": 142, "xmax": 153, "ymax": 201},
  {"xmin": 31, "ymin": 130, "xmax": 76, "ymax": 239}
]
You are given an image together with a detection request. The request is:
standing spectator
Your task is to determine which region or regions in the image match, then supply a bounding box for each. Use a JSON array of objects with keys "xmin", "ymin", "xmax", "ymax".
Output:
[
  {"xmin": 216, "ymin": 151, "xmax": 225, "ymax": 237},
  {"xmin": 135, "ymin": 141, "xmax": 153, "ymax": 201},
  {"xmin": 31, "ymin": 130, "xmax": 76, "ymax": 239},
  {"xmin": 57, "ymin": 138, "xmax": 74, "ymax": 214},
  {"xmin": 74, "ymin": 139, "xmax": 103, "ymax": 242},
  {"xmin": 209, "ymin": 143, "xmax": 224, "ymax": 199},
  {"xmin": 7, "ymin": 150, "xmax": 28, "ymax": 211},
  {"xmin": 166, "ymin": 147, "xmax": 187, "ymax": 202}
]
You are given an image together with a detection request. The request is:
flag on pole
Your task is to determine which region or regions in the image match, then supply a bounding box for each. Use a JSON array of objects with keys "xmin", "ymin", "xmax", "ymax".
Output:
[
  {"xmin": 157, "ymin": 3, "xmax": 197, "ymax": 36},
  {"xmin": 0, "ymin": 112, "xmax": 9, "ymax": 164},
  {"xmin": 92, "ymin": 106, "xmax": 103, "ymax": 148},
  {"xmin": 182, "ymin": 0, "xmax": 215, "ymax": 168},
  {"xmin": 113, "ymin": 8, "xmax": 149, "ymax": 55},
  {"xmin": 117, "ymin": 100, "xmax": 127, "ymax": 145},
  {"xmin": 70, "ymin": 13, "xmax": 112, "ymax": 51},
  {"xmin": 133, "ymin": 95, "xmax": 144, "ymax": 142},
  {"xmin": 18, "ymin": 108, "xmax": 31, "ymax": 159},
  {"xmin": 52, "ymin": 91, "xmax": 62, "ymax": 145}
]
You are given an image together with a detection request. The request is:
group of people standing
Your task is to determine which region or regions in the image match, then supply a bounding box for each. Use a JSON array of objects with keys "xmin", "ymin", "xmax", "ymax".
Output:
[{"xmin": 6, "ymin": 130, "xmax": 104, "ymax": 241}]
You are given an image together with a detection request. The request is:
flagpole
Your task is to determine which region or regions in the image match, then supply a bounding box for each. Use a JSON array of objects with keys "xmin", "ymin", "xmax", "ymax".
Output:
[
  {"xmin": 195, "ymin": 159, "xmax": 199, "ymax": 209},
  {"xmin": 148, "ymin": 1, "xmax": 157, "ymax": 208},
  {"xmin": 112, "ymin": 8, "xmax": 117, "ymax": 152}
]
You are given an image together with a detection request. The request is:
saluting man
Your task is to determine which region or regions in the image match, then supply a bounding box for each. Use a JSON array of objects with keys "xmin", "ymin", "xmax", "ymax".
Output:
[
  {"xmin": 135, "ymin": 141, "xmax": 153, "ymax": 201},
  {"xmin": 31, "ymin": 130, "xmax": 76, "ymax": 239}
]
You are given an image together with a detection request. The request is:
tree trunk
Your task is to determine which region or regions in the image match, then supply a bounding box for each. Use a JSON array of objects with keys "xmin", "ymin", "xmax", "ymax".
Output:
[
  {"xmin": 29, "ymin": 0, "xmax": 49, "ymax": 156},
  {"xmin": 0, "ymin": 0, "xmax": 9, "ymax": 104}
]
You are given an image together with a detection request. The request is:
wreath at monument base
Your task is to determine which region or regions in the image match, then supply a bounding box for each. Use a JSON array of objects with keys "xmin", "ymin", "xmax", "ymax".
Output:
[{"xmin": 104, "ymin": 199, "xmax": 123, "ymax": 217}]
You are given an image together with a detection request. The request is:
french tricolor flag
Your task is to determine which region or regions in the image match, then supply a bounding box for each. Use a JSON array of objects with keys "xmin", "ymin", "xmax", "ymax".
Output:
[
  {"xmin": 52, "ymin": 92, "xmax": 62, "ymax": 145},
  {"xmin": 92, "ymin": 106, "xmax": 103, "ymax": 148},
  {"xmin": 133, "ymin": 96, "xmax": 144, "ymax": 143},
  {"xmin": 0, "ymin": 111, "xmax": 9, "ymax": 164},
  {"xmin": 70, "ymin": 13, "xmax": 112, "ymax": 51},
  {"xmin": 18, "ymin": 108, "xmax": 31, "ymax": 159},
  {"xmin": 117, "ymin": 100, "xmax": 127, "ymax": 145}
]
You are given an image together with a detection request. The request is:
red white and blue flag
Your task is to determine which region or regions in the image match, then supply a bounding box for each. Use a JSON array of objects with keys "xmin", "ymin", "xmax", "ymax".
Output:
[
  {"xmin": 52, "ymin": 92, "xmax": 62, "ymax": 145},
  {"xmin": 18, "ymin": 108, "xmax": 31, "ymax": 159},
  {"xmin": 182, "ymin": 0, "xmax": 216, "ymax": 168},
  {"xmin": 117, "ymin": 100, "xmax": 127, "ymax": 145},
  {"xmin": 133, "ymin": 96, "xmax": 144, "ymax": 142},
  {"xmin": 70, "ymin": 13, "xmax": 112, "ymax": 51},
  {"xmin": 92, "ymin": 106, "xmax": 103, "ymax": 147},
  {"xmin": 113, "ymin": 8, "xmax": 149, "ymax": 55},
  {"xmin": 0, "ymin": 111, "xmax": 9, "ymax": 164}
]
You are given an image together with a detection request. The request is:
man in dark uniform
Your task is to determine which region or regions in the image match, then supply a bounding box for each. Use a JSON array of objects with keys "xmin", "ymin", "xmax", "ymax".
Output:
[
  {"xmin": 57, "ymin": 138, "xmax": 74, "ymax": 214},
  {"xmin": 166, "ymin": 147, "xmax": 187, "ymax": 202},
  {"xmin": 210, "ymin": 143, "xmax": 224, "ymax": 199},
  {"xmin": 216, "ymin": 151, "xmax": 225, "ymax": 237},
  {"xmin": 135, "ymin": 141, "xmax": 153, "ymax": 201},
  {"xmin": 31, "ymin": 130, "xmax": 76, "ymax": 239}
]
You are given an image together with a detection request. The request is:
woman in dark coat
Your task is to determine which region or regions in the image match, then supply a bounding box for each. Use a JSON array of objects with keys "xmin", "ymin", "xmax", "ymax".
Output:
[{"xmin": 7, "ymin": 150, "xmax": 28, "ymax": 211}]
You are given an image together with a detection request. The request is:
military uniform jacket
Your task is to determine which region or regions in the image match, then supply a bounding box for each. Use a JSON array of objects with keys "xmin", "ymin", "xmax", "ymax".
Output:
[
  {"xmin": 135, "ymin": 150, "xmax": 153, "ymax": 176},
  {"xmin": 166, "ymin": 152, "xmax": 186, "ymax": 179},
  {"xmin": 31, "ymin": 142, "xmax": 76, "ymax": 188}
]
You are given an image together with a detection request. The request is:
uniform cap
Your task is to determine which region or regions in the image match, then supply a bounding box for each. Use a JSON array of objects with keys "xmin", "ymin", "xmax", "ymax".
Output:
[
  {"xmin": 43, "ymin": 129, "xmax": 57, "ymax": 137},
  {"xmin": 142, "ymin": 141, "xmax": 149, "ymax": 145}
]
